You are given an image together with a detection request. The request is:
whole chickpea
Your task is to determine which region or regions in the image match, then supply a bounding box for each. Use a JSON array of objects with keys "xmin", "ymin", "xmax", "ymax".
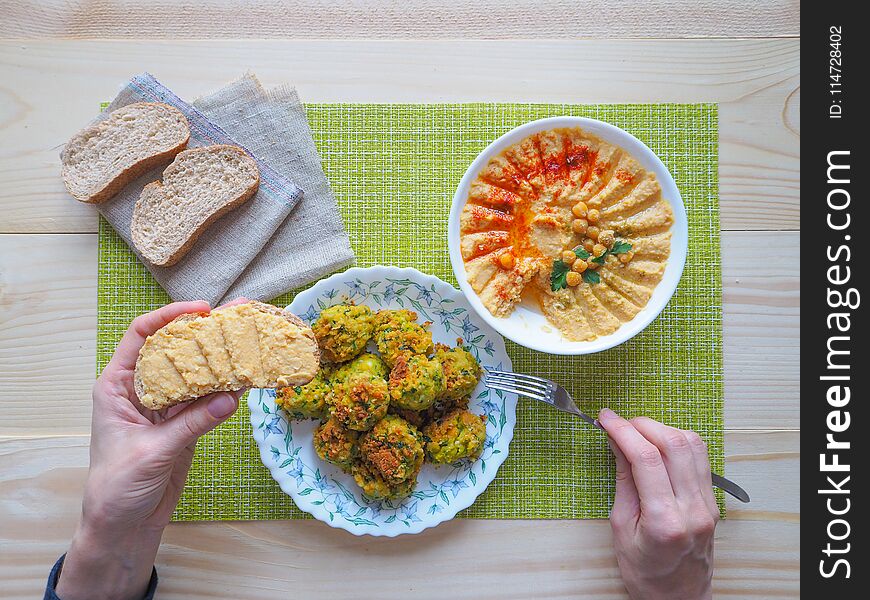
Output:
[
  {"xmin": 618, "ymin": 251, "xmax": 635, "ymax": 264},
  {"xmin": 587, "ymin": 226, "xmax": 600, "ymax": 241},
  {"xmin": 582, "ymin": 239, "xmax": 595, "ymax": 252},
  {"xmin": 572, "ymin": 259, "xmax": 588, "ymax": 273},
  {"xmin": 499, "ymin": 252, "xmax": 516, "ymax": 270},
  {"xmin": 598, "ymin": 229, "xmax": 615, "ymax": 247},
  {"xmin": 561, "ymin": 250, "xmax": 577, "ymax": 265},
  {"xmin": 566, "ymin": 271, "xmax": 582, "ymax": 287},
  {"xmin": 593, "ymin": 243, "xmax": 607, "ymax": 257},
  {"xmin": 571, "ymin": 219, "xmax": 588, "ymax": 235},
  {"xmin": 587, "ymin": 208, "xmax": 600, "ymax": 223},
  {"xmin": 571, "ymin": 202, "xmax": 588, "ymax": 218}
]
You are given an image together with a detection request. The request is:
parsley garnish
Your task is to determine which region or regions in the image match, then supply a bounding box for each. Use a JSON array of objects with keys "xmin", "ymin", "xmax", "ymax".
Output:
[
  {"xmin": 611, "ymin": 241, "xmax": 633, "ymax": 254},
  {"xmin": 549, "ymin": 240, "xmax": 633, "ymax": 289},
  {"xmin": 591, "ymin": 240, "xmax": 633, "ymax": 266},
  {"xmin": 550, "ymin": 259, "xmax": 571, "ymax": 291}
]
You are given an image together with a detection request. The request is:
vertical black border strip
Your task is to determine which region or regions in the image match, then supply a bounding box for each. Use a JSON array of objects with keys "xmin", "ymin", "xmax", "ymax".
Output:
[{"xmin": 803, "ymin": 5, "xmax": 865, "ymax": 594}]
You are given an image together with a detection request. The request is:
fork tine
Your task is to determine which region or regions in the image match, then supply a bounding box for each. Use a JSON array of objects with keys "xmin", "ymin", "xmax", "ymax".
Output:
[
  {"xmin": 487, "ymin": 380, "xmax": 552, "ymax": 399},
  {"xmin": 485, "ymin": 373, "xmax": 549, "ymax": 393},
  {"xmin": 485, "ymin": 382, "xmax": 548, "ymax": 402},
  {"xmin": 484, "ymin": 371, "xmax": 551, "ymax": 388},
  {"xmin": 485, "ymin": 369, "xmax": 552, "ymax": 386}
]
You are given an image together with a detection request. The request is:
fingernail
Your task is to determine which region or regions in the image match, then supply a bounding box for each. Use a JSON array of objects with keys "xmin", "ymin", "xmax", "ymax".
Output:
[
  {"xmin": 207, "ymin": 393, "xmax": 237, "ymax": 419},
  {"xmin": 599, "ymin": 408, "xmax": 617, "ymax": 422}
]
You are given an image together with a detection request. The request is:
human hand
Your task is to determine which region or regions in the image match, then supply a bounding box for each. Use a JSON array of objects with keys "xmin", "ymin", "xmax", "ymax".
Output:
[
  {"xmin": 598, "ymin": 409, "xmax": 719, "ymax": 600},
  {"xmin": 57, "ymin": 301, "xmax": 246, "ymax": 600}
]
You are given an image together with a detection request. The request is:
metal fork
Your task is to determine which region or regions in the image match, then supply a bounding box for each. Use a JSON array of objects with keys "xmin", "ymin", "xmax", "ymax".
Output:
[{"xmin": 485, "ymin": 369, "xmax": 750, "ymax": 503}]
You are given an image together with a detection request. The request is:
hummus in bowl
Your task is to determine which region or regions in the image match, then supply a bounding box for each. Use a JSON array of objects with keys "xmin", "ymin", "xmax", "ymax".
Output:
[{"xmin": 448, "ymin": 117, "xmax": 688, "ymax": 355}]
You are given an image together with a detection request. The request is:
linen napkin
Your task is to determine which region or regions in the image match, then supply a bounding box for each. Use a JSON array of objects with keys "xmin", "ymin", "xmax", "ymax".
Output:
[
  {"xmin": 93, "ymin": 73, "xmax": 356, "ymax": 305},
  {"xmin": 96, "ymin": 73, "xmax": 303, "ymax": 305},
  {"xmin": 192, "ymin": 73, "xmax": 355, "ymax": 303}
]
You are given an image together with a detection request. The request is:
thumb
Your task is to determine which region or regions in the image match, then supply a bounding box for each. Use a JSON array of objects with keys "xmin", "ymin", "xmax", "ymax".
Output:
[{"xmin": 158, "ymin": 392, "xmax": 239, "ymax": 453}]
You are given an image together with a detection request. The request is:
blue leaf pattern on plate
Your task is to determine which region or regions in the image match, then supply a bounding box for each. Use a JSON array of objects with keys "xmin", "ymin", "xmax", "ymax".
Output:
[{"xmin": 248, "ymin": 268, "xmax": 515, "ymax": 535}]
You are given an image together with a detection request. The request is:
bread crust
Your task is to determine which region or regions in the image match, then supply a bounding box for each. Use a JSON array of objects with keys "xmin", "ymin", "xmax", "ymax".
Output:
[
  {"xmin": 133, "ymin": 303, "xmax": 319, "ymax": 411},
  {"xmin": 61, "ymin": 102, "xmax": 190, "ymax": 204}
]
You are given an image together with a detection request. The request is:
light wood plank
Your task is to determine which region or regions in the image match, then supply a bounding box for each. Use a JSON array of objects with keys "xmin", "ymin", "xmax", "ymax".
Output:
[
  {"xmin": 2, "ymin": 520, "xmax": 801, "ymax": 599},
  {"xmin": 0, "ymin": 1, "xmax": 800, "ymax": 40},
  {"xmin": 723, "ymin": 430, "xmax": 799, "ymax": 522},
  {"xmin": 0, "ymin": 234, "xmax": 97, "ymax": 436},
  {"xmin": 723, "ymin": 231, "xmax": 800, "ymax": 429},
  {"xmin": 0, "ymin": 430, "xmax": 799, "ymax": 599},
  {"xmin": 0, "ymin": 39, "xmax": 799, "ymax": 233},
  {"xmin": 0, "ymin": 231, "xmax": 798, "ymax": 435}
]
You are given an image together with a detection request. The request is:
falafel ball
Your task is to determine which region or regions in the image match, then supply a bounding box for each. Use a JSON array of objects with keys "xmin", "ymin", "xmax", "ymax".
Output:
[
  {"xmin": 351, "ymin": 460, "xmax": 418, "ymax": 500},
  {"xmin": 276, "ymin": 368, "xmax": 331, "ymax": 420},
  {"xmin": 388, "ymin": 353, "xmax": 446, "ymax": 411},
  {"xmin": 312, "ymin": 304, "xmax": 375, "ymax": 363},
  {"xmin": 434, "ymin": 343, "xmax": 482, "ymax": 400},
  {"xmin": 359, "ymin": 415, "xmax": 424, "ymax": 484},
  {"xmin": 328, "ymin": 372, "xmax": 389, "ymax": 431},
  {"xmin": 313, "ymin": 418, "xmax": 359, "ymax": 472},
  {"xmin": 331, "ymin": 352, "xmax": 389, "ymax": 384},
  {"xmin": 422, "ymin": 408, "xmax": 487, "ymax": 464},
  {"xmin": 374, "ymin": 309, "xmax": 433, "ymax": 367}
]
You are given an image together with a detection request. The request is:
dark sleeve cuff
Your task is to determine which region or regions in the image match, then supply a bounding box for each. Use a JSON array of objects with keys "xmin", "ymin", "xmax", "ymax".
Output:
[{"xmin": 45, "ymin": 554, "xmax": 158, "ymax": 600}]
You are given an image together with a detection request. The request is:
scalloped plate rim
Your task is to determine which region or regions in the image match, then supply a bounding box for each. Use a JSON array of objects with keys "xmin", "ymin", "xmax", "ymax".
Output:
[{"xmin": 248, "ymin": 266, "xmax": 516, "ymax": 537}]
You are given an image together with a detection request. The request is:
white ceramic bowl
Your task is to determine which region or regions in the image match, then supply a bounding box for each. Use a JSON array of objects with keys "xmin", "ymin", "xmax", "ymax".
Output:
[
  {"xmin": 248, "ymin": 266, "xmax": 516, "ymax": 536},
  {"xmin": 447, "ymin": 116, "xmax": 688, "ymax": 355}
]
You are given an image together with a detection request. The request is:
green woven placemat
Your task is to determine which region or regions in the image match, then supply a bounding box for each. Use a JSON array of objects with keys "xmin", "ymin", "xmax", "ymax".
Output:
[{"xmin": 97, "ymin": 103, "xmax": 722, "ymax": 520}]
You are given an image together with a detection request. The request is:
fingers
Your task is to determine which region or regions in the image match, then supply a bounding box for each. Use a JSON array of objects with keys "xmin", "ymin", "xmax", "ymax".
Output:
[
  {"xmin": 682, "ymin": 428, "xmax": 720, "ymax": 519},
  {"xmin": 631, "ymin": 417, "xmax": 702, "ymax": 503},
  {"xmin": 155, "ymin": 390, "xmax": 241, "ymax": 454},
  {"xmin": 598, "ymin": 409, "xmax": 675, "ymax": 511},
  {"xmin": 608, "ymin": 437, "xmax": 640, "ymax": 526},
  {"xmin": 108, "ymin": 301, "xmax": 211, "ymax": 372}
]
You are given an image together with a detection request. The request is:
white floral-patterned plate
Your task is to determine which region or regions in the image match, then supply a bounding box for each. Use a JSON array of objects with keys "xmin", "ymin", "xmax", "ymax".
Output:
[{"xmin": 248, "ymin": 266, "xmax": 516, "ymax": 537}]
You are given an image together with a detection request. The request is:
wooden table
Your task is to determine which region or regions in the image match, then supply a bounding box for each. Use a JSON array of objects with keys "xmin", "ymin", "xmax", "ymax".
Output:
[{"xmin": 0, "ymin": 3, "xmax": 800, "ymax": 597}]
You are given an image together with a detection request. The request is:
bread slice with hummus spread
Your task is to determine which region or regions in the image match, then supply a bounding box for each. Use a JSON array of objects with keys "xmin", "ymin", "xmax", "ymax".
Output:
[{"xmin": 134, "ymin": 301, "xmax": 319, "ymax": 411}]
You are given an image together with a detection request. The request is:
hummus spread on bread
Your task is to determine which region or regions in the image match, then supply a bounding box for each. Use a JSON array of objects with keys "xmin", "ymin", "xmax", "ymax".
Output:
[
  {"xmin": 135, "ymin": 302, "xmax": 319, "ymax": 410},
  {"xmin": 459, "ymin": 126, "xmax": 674, "ymax": 341}
]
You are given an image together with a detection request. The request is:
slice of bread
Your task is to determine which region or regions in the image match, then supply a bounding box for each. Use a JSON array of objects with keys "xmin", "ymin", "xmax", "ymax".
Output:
[
  {"xmin": 131, "ymin": 145, "xmax": 260, "ymax": 267},
  {"xmin": 61, "ymin": 102, "xmax": 190, "ymax": 204},
  {"xmin": 134, "ymin": 301, "xmax": 320, "ymax": 411}
]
